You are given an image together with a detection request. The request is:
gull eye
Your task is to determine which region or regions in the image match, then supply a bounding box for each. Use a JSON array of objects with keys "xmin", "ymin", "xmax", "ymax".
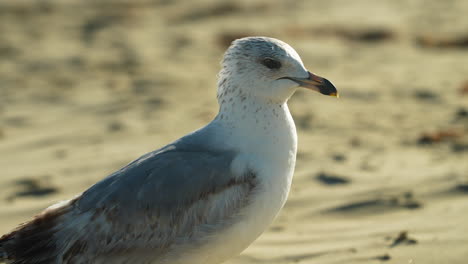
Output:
[{"xmin": 261, "ymin": 58, "xmax": 281, "ymax": 70}]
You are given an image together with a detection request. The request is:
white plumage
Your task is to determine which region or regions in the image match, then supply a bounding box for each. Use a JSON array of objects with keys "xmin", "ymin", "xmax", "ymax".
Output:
[{"xmin": 0, "ymin": 37, "xmax": 337, "ymax": 264}]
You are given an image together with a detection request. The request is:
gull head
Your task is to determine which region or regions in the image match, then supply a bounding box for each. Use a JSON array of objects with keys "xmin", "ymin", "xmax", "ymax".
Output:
[{"xmin": 217, "ymin": 37, "xmax": 338, "ymax": 104}]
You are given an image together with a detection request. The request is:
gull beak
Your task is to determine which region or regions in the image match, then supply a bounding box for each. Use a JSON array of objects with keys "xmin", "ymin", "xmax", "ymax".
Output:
[{"xmin": 282, "ymin": 71, "xmax": 338, "ymax": 97}]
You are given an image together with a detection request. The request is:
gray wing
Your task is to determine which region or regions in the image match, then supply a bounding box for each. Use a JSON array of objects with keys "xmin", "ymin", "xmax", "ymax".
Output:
[
  {"xmin": 0, "ymin": 131, "xmax": 257, "ymax": 263},
  {"xmin": 67, "ymin": 142, "xmax": 256, "ymax": 260},
  {"xmin": 78, "ymin": 145, "xmax": 239, "ymax": 214}
]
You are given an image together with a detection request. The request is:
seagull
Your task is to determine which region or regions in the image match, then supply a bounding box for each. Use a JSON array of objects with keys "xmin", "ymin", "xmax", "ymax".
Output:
[{"xmin": 0, "ymin": 37, "xmax": 337, "ymax": 264}]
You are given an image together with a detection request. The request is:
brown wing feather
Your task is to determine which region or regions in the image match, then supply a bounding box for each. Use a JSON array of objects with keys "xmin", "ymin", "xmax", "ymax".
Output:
[{"xmin": 0, "ymin": 199, "xmax": 76, "ymax": 264}]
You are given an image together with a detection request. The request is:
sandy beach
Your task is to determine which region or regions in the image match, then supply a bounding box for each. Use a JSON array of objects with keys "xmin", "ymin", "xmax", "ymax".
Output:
[{"xmin": 1, "ymin": 0, "xmax": 468, "ymax": 263}]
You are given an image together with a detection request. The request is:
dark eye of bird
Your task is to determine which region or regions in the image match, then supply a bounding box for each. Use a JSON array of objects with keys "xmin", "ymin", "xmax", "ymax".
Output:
[{"xmin": 262, "ymin": 58, "xmax": 281, "ymax": 70}]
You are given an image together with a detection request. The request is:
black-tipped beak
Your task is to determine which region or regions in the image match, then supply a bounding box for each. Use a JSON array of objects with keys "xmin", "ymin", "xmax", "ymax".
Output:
[{"xmin": 281, "ymin": 71, "xmax": 338, "ymax": 97}]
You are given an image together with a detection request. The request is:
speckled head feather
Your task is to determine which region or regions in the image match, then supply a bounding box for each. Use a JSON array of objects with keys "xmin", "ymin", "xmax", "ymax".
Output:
[{"xmin": 217, "ymin": 37, "xmax": 309, "ymax": 104}]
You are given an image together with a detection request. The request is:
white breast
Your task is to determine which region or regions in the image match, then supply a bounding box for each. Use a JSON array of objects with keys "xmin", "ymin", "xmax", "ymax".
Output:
[{"xmin": 179, "ymin": 101, "xmax": 298, "ymax": 264}]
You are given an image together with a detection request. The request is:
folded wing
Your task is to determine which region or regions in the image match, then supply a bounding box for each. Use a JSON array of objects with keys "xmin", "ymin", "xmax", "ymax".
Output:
[{"xmin": 0, "ymin": 143, "xmax": 257, "ymax": 263}]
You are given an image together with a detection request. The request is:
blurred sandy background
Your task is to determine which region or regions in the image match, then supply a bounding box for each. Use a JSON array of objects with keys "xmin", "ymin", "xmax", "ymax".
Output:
[{"xmin": 1, "ymin": 0, "xmax": 468, "ymax": 263}]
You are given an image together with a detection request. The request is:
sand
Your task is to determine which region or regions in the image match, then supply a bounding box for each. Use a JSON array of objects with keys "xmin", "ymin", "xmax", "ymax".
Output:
[{"xmin": 1, "ymin": 0, "xmax": 468, "ymax": 263}]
